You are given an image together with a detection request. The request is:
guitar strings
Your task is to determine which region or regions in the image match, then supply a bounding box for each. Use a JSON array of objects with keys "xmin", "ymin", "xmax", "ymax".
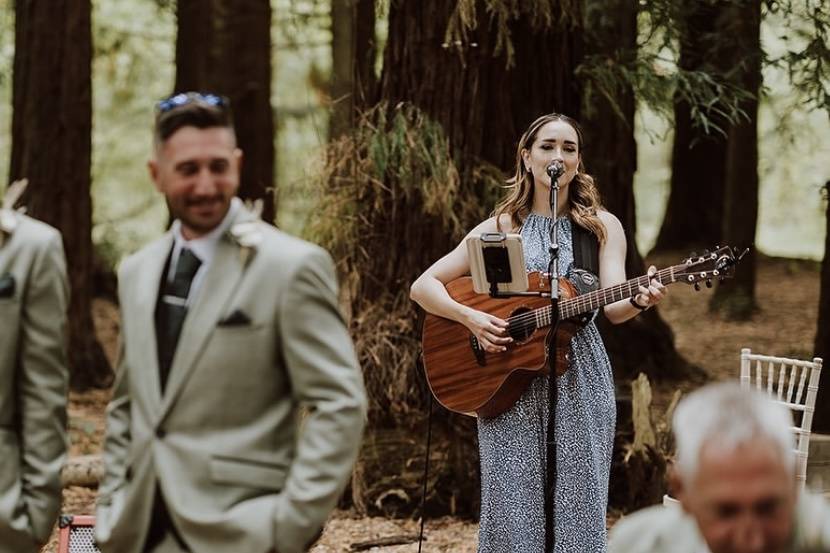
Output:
[{"xmin": 504, "ymin": 267, "xmax": 679, "ymax": 332}]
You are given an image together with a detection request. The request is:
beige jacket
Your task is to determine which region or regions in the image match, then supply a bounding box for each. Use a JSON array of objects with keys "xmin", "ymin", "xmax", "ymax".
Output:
[
  {"xmin": 0, "ymin": 213, "xmax": 69, "ymax": 553},
  {"xmin": 609, "ymin": 492, "xmax": 830, "ymax": 553},
  {"xmin": 96, "ymin": 206, "xmax": 367, "ymax": 553}
]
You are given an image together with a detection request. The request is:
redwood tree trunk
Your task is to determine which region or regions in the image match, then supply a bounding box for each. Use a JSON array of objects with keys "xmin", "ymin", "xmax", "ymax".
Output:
[
  {"xmin": 381, "ymin": 3, "xmax": 581, "ymax": 175},
  {"xmin": 709, "ymin": 0, "xmax": 761, "ymax": 319},
  {"xmin": 652, "ymin": 2, "xmax": 730, "ymax": 253},
  {"xmin": 813, "ymin": 181, "xmax": 830, "ymax": 432},
  {"xmin": 368, "ymin": 0, "xmax": 582, "ymax": 518},
  {"xmin": 9, "ymin": 0, "xmax": 28, "ymax": 182},
  {"xmin": 330, "ymin": 0, "xmax": 377, "ymax": 139},
  {"xmin": 10, "ymin": 0, "xmax": 111, "ymax": 390},
  {"xmin": 173, "ymin": 0, "xmax": 216, "ymax": 94},
  {"xmin": 581, "ymin": 0, "xmax": 701, "ymax": 382},
  {"xmin": 174, "ymin": 0, "xmax": 276, "ymax": 223}
]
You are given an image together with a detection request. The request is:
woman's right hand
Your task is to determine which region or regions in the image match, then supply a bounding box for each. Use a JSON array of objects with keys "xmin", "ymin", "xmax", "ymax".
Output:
[{"xmin": 462, "ymin": 308, "xmax": 512, "ymax": 353}]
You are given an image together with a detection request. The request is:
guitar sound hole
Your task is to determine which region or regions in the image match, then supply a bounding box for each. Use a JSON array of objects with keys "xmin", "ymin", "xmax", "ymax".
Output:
[{"xmin": 507, "ymin": 307, "xmax": 536, "ymax": 343}]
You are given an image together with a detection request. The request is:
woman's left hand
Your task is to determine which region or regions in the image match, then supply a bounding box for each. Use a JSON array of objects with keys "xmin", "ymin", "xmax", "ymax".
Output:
[{"xmin": 633, "ymin": 265, "xmax": 667, "ymax": 309}]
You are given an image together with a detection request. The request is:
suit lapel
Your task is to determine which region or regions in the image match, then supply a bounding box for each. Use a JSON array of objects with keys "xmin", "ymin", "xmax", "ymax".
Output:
[
  {"xmin": 158, "ymin": 228, "xmax": 247, "ymax": 419},
  {"xmin": 132, "ymin": 233, "xmax": 173, "ymax": 409}
]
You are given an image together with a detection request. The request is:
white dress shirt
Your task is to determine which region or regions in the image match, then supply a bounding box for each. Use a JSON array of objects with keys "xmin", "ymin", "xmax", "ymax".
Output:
[{"xmin": 166, "ymin": 197, "xmax": 242, "ymax": 306}]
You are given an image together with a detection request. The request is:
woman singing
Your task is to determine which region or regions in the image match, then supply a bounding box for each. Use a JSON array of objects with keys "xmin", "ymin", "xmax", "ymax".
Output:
[{"xmin": 410, "ymin": 113, "xmax": 667, "ymax": 552}]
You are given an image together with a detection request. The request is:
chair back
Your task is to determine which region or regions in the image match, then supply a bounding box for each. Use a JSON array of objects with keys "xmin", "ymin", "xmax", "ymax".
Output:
[{"xmin": 739, "ymin": 348, "xmax": 823, "ymax": 490}]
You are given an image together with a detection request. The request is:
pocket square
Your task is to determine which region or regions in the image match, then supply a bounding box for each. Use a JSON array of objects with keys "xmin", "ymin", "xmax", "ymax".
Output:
[
  {"xmin": 0, "ymin": 273, "xmax": 15, "ymax": 298},
  {"xmin": 218, "ymin": 309, "xmax": 251, "ymax": 327}
]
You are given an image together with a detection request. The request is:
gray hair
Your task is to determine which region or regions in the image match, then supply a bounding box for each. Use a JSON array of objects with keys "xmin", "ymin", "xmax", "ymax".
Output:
[{"xmin": 673, "ymin": 382, "xmax": 795, "ymax": 482}]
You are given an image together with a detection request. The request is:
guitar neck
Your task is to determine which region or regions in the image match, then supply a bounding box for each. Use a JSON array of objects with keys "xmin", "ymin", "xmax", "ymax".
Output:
[{"xmin": 533, "ymin": 265, "xmax": 682, "ymax": 327}]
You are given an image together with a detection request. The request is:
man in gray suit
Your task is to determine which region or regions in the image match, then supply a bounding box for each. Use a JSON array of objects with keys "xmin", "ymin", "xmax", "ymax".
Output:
[
  {"xmin": 96, "ymin": 92, "xmax": 367, "ymax": 553},
  {"xmin": 0, "ymin": 183, "xmax": 69, "ymax": 553}
]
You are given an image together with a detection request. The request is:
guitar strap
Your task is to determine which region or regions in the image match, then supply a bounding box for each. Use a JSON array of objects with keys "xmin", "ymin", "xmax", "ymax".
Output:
[{"xmin": 571, "ymin": 222, "xmax": 599, "ymax": 276}]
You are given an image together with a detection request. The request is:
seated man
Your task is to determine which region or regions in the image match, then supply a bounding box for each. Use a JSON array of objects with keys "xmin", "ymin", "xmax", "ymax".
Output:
[{"xmin": 609, "ymin": 382, "xmax": 830, "ymax": 553}]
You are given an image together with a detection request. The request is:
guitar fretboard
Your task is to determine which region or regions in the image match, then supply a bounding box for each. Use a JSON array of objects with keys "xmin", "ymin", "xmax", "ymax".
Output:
[{"xmin": 532, "ymin": 265, "xmax": 683, "ymax": 328}]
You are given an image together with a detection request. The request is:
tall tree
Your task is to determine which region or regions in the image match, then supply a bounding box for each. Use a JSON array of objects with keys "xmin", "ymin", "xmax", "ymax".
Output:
[
  {"xmin": 380, "ymin": 3, "xmax": 582, "ymax": 175},
  {"xmin": 330, "ymin": 0, "xmax": 377, "ymax": 139},
  {"xmin": 709, "ymin": 0, "xmax": 762, "ymax": 319},
  {"xmin": 381, "ymin": 2, "xmax": 585, "ymax": 518},
  {"xmin": 173, "ymin": 0, "xmax": 216, "ymax": 94},
  {"xmin": 580, "ymin": 0, "xmax": 700, "ymax": 382},
  {"xmin": 813, "ymin": 182, "xmax": 830, "ymax": 433},
  {"xmin": 9, "ymin": 0, "xmax": 111, "ymax": 389},
  {"xmin": 652, "ymin": 1, "xmax": 730, "ymax": 253},
  {"xmin": 173, "ymin": 0, "xmax": 276, "ymax": 223},
  {"xmin": 312, "ymin": 1, "xmax": 584, "ymax": 517}
]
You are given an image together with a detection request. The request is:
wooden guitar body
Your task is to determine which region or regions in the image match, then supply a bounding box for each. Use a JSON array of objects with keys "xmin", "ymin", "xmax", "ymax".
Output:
[
  {"xmin": 422, "ymin": 272, "xmax": 582, "ymax": 418},
  {"xmin": 420, "ymin": 246, "xmax": 743, "ymax": 418}
]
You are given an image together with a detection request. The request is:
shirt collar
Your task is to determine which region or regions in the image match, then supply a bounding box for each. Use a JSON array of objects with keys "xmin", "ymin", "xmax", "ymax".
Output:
[{"xmin": 170, "ymin": 197, "xmax": 242, "ymax": 265}]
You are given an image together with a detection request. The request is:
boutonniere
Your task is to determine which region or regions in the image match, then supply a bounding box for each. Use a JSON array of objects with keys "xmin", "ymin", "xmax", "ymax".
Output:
[
  {"xmin": 0, "ymin": 179, "xmax": 28, "ymax": 246},
  {"xmin": 228, "ymin": 198, "xmax": 265, "ymax": 266}
]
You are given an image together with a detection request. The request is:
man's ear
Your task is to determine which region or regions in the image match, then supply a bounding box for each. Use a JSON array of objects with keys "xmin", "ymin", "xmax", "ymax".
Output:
[
  {"xmin": 234, "ymin": 148, "xmax": 243, "ymax": 172},
  {"xmin": 669, "ymin": 464, "xmax": 692, "ymax": 513},
  {"xmin": 148, "ymin": 158, "xmax": 162, "ymax": 192}
]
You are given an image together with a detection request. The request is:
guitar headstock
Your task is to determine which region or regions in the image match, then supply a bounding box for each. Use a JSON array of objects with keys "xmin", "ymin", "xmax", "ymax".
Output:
[{"xmin": 672, "ymin": 246, "xmax": 748, "ymax": 290}]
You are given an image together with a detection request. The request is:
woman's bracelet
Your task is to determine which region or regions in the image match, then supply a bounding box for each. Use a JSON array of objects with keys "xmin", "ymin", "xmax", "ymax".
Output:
[{"xmin": 630, "ymin": 295, "xmax": 649, "ymax": 311}]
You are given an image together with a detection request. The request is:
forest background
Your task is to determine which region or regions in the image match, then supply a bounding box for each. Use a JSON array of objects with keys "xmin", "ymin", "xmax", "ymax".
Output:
[{"xmin": 0, "ymin": 0, "xmax": 829, "ymax": 550}]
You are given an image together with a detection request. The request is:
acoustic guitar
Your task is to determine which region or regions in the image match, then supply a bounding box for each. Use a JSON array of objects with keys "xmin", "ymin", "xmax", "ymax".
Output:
[{"xmin": 421, "ymin": 246, "xmax": 745, "ymax": 418}]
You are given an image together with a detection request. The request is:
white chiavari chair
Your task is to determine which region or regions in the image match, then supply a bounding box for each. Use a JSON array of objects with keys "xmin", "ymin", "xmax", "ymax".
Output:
[{"xmin": 739, "ymin": 348, "xmax": 823, "ymax": 491}]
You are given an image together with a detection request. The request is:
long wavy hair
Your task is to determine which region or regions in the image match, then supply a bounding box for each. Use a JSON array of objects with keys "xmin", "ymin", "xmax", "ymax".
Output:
[{"xmin": 494, "ymin": 113, "xmax": 606, "ymax": 243}]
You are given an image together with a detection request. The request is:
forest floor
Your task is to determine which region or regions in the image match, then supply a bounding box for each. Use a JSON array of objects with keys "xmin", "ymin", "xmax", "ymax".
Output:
[{"xmin": 45, "ymin": 253, "xmax": 821, "ymax": 553}]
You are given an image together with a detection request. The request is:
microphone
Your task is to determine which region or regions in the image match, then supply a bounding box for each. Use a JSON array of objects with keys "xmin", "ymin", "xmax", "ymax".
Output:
[{"xmin": 546, "ymin": 160, "xmax": 565, "ymax": 179}]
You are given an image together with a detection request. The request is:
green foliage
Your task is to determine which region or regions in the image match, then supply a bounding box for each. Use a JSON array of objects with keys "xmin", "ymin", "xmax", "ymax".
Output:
[
  {"xmin": 307, "ymin": 104, "xmax": 460, "ymax": 297},
  {"xmin": 578, "ymin": 52, "xmax": 754, "ymax": 138},
  {"xmin": 764, "ymin": 0, "xmax": 830, "ymax": 113},
  {"xmin": 446, "ymin": 0, "xmax": 827, "ymax": 135},
  {"xmin": 88, "ymin": 0, "xmax": 176, "ymax": 262},
  {"xmin": 640, "ymin": 0, "xmax": 830, "ymax": 116},
  {"xmin": 278, "ymin": 0, "xmax": 329, "ymax": 49},
  {"xmin": 305, "ymin": 103, "xmax": 476, "ymax": 421},
  {"xmin": 445, "ymin": 0, "xmax": 578, "ymax": 66}
]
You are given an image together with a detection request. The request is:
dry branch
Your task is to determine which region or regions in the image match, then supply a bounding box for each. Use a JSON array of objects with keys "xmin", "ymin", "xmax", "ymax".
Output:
[{"xmin": 350, "ymin": 534, "xmax": 420, "ymax": 551}]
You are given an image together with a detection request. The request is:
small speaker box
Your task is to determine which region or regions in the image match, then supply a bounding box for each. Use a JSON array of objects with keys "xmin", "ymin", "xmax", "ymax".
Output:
[{"xmin": 57, "ymin": 515, "xmax": 101, "ymax": 553}]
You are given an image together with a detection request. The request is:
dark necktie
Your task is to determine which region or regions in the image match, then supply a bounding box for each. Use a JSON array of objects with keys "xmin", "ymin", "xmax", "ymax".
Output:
[{"xmin": 155, "ymin": 248, "xmax": 201, "ymax": 392}]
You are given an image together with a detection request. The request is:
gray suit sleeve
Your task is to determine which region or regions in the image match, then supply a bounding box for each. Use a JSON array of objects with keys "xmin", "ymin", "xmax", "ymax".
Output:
[
  {"xmin": 99, "ymin": 268, "xmax": 132, "ymax": 503},
  {"xmin": 273, "ymin": 248, "xmax": 367, "ymax": 553},
  {"xmin": 19, "ymin": 232, "xmax": 69, "ymax": 543},
  {"xmin": 98, "ymin": 341, "xmax": 131, "ymax": 502}
]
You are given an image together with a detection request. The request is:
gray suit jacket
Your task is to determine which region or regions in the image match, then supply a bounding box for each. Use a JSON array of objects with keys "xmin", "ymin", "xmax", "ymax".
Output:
[
  {"xmin": 0, "ymin": 213, "xmax": 69, "ymax": 553},
  {"xmin": 96, "ymin": 206, "xmax": 367, "ymax": 553}
]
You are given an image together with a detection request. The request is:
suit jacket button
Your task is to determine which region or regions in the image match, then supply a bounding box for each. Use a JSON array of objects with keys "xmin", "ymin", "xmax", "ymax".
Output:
[
  {"xmin": 125, "ymin": 466, "xmax": 133, "ymax": 481},
  {"xmin": 156, "ymin": 427, "xmax": 166, "ymax": 439}
]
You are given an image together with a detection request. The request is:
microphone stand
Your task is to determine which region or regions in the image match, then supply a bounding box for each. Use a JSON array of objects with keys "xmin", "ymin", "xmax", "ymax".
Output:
[
  {"xmin": 543, "ymin": 163, "xmax": 563, "ymax": 553},
  {"xmin": 479, "ymin": 162, "xmax": 563, "ymax": 551}
]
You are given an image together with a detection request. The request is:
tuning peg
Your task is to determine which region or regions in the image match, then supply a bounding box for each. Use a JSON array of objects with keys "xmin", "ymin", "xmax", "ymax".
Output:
[
  {"xmin": 694, "ymin": 283, "xmax": 701, "ymax": 291},
  {"xmin": 690, "ymin": 251, "xmax": 698, "ymax": 258},
  {"xmin": 706, "ymin": 279, "xmax": 712, "ymax": 288},
  {"xmin": 702, "ymin": 249, "xmax": 710, "ymax": 256}
]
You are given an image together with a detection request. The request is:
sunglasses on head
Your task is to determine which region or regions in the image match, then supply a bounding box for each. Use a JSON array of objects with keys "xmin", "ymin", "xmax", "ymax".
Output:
[{"xmin": 155, "ymin": 92, "xmax": 228, "ymax": 114}]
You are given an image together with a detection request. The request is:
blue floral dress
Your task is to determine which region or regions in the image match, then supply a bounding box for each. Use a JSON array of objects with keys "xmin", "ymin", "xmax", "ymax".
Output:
[{"xmin": 477, "ymin": 214, "xmax": 616, "ymax": 552}]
